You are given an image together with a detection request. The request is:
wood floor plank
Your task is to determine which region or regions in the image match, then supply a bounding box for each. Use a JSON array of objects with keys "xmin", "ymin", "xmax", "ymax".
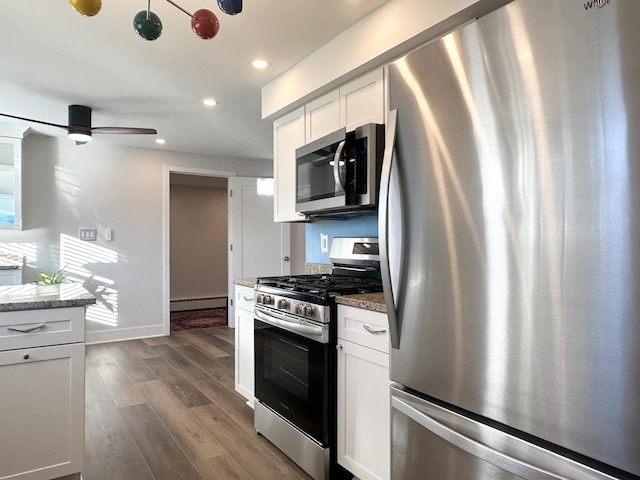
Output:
[
  {"xmin": 194, "ymin": 378, "xmax": 256, "ymax": 436},
  {"xmin": 107, "ymin": 343, "xmax": 157, "ymax": 383},
  {"xmin": 177, "ymin": 345, "xmax": 235, "ymax": 389},
  {"xmin": 142, "ymin": 355, "xmax": 213, "ymax": 409},
  {"xmin": 178, "ymin": 330, "xmax": 231, "ymax": 358},
  {"xmin": 215, "ymin": 354, "xmax": 235, "ymax": 371},
  {"xmin": 193, "ymin": 454, "xmax": 253, "ymax": 480},
  {"xmin": 85, "ymin": 355, "xmax": 113, "ymax": 406},
  {"xmin": 141, "ymin": 335, "xmax": 169, "ymax": 347},
  {"xmin": 192, "ymin": 403, "xmax": 307, "ymax": 480},
  {"xmin": 137, "ymin": 380, "xmax": 226, "ymax": 465},
  {"xmin": 96, "ymin": 359, "xmax": 147, "ymax": 407},
  {"xmin": 207, "ymin": 326, "xmax": 235, "ymax": 344},
  {"xmin": 192, "ymin": 329, "xmax": 235, "ymax": 355},
  {"xmin": 84, "ymin": 400, "xmax": 155, "ymax": 480},
  {"xmin": 119, "ymin": 339, "xmax": 161, "ymax": 359},
  {"xmin": 151, "ymin": 343, "xmax": 212, "ymax": 383},
  {"xmin": 120, "ymin": 403, "xmax": 206, "ymax": 480}
]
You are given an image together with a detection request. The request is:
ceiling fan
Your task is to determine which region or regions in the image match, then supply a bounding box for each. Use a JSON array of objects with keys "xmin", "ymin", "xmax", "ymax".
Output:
[{"xmin": 0, "ymin": 105, "xmax": 158, "ymax": 145}]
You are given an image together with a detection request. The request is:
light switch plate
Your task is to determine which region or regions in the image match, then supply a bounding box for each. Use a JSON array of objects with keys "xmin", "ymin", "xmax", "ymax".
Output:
[{"xmin": 78, "ymin": 227, "xmax": 97, "ymax": 241}]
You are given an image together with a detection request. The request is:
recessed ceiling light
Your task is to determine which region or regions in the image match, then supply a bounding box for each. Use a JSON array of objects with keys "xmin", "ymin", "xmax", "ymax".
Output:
[
  {"xmin": 251, "ymin": 59, "xmax": 270, "ymax": 69},
  {"xmin": 155, "ymin": 138, "xmax": 167, "ymax": 144},
  {"xmin": 202, "ymin": 98, "xmax": 218, "ymax": 106}
]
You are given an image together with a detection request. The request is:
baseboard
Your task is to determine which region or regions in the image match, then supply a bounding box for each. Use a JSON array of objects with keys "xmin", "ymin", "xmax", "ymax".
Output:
[
  {"xmin": 86, "ymin": 324, "xmax": 166, "ymax": 345},
  {"xmin": 170, "ymin": 296, "xmax": 227, "ymax": 311}
]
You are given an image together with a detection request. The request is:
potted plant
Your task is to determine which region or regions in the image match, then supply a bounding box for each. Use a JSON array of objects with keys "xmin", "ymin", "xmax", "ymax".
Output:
[{"xmin": 38, "ymin": 267, "xmax": 68, "ymax": 285}]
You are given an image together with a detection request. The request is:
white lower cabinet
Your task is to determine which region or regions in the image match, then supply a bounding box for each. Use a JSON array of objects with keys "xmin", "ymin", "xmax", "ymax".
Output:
[
  {"xmin": 337, "ymin": 305, "xmax": 390, "ymax": 480},
  {"xmin": 234, "ymin": 284, "xmax": 255, "ymax": 406},
  {"xmin": 0, "ymin": 307, "xmax": 86, "ymax": 480}
]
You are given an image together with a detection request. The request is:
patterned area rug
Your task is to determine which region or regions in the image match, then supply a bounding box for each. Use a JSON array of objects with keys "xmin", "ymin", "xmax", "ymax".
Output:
[{"xmin": 170, "ymin": 307, "xmax": 227, "ymax": 332}]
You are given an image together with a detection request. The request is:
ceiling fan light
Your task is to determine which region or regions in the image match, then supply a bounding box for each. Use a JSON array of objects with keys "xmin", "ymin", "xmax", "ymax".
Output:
[
  {"xmin": 68, "ymin": 132, "xmax": 92, "ymax": 143},
  {"xmin": 68, "ymin": 0, "xmax": 102, "ymax": 17},
  {"xmin": 133, "ymin": 10, "xmax": 163, "ymax": 41},
  {"xmin": 191, "ymin": 9, "xmax": 219, "ymax": 40}
]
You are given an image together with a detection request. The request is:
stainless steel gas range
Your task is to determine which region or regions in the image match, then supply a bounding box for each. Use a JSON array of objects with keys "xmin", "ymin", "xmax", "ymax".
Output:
[{"xmin": 253, "ymin": 237, "xmax": 382, "ymax": 480}]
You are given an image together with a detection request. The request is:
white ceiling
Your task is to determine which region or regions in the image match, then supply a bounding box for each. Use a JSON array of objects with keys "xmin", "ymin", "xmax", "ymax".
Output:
[{"xmin": 0, "ymin": 0, "xmax": 388, "ymax": 161}]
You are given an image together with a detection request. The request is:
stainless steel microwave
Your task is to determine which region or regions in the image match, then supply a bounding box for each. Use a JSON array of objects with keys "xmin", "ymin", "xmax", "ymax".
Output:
[{"xmin": 295, "ymin": 123, "xmax": 385, "ymax": 216}]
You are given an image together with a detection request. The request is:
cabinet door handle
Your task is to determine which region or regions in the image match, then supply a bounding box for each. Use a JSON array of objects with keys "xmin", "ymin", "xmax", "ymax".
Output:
[
  {"xmin": 242, "ymin": 295, "xmax": 253, "ymax": 302},
  {"xmin": 363, "ymin": 324, "xmax": 387, "ymax": 334},
  {"xmin": 7, "ymin": 323, "xmax": 45, "ymax": 333}
]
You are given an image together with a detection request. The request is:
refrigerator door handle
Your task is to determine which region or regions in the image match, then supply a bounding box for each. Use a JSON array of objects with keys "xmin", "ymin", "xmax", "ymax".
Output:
[
  {"xmin": 391, "ymin": 394, "xmax": 617, "ymax": 480},
  {"xmin": 378, "ymin": 108, "xmax": 400, "ymax": 348}
]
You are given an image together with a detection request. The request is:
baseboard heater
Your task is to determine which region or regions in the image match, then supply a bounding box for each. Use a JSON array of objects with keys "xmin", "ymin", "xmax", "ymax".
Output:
[{"xmin": 170, "ymin": 296, "xmax": 227, "ymax": 312}]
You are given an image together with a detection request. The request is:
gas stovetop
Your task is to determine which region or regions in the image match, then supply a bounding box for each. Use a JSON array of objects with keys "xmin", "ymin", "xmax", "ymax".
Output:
[{"xmin": 255, "ymin": 273, "xmax": 383, "ymax": 304}]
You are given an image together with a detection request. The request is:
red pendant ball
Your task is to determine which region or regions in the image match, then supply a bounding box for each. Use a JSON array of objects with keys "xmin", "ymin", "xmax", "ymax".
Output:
[{"xmin": 191, "ymin": 9, "xmax": 219, "ymax": 39}]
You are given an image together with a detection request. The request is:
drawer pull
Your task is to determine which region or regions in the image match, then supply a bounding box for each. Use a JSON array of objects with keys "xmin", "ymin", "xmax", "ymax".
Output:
[
  {"xmin": 7, "ymin": 324, "xmax": 45, "ymax": 333},
  {"xmin": 23, "ymin": 353, "xmax": 29, "ymax": 360},
  {"xmin": 242, "ymin": 295, "xmax": 254, "ymax": 302},
  {"xmin": 363, "ymin": 324, "xmax": 387, "ymax": 335}
]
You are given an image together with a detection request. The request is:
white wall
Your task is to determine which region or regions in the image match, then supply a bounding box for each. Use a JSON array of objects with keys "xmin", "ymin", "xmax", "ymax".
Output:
[
  {"xmin": 262, "ymin": 0, "xmax": 512, "ymax": 119},
  {"xmin": 170, "ymin": 184, "xmax": 228, "ymax": 301},
  {"xmin": 0, "ymin": 135, "xmax": 272, "ymax": 343}
]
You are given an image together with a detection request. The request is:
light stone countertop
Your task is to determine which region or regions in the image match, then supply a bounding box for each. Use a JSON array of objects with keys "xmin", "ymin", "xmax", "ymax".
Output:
[
  {"xmin": 336, "ymin": 291, "xmax": 386, "ymax": 313},
  {"xmin": 233, "ymin": 278, "xmax": 257, "ymax": 288},
  {"xmin": 0, "ymin": 283, "xmax": 96, "ymax": 312},
  {"xmin": 0, "ymin": 254, "xmax": 23, "ymax": 270}
]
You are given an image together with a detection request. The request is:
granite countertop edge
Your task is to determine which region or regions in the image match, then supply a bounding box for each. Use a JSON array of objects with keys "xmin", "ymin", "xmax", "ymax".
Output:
[
  {"xmin": 0, "ymin": 284, "xmax": 97, "ymax": 313},
  {"xmin": 233, "ymin": 278, "xmax": 257, "ymax": 288},
  {"xmin": 336, "ymin": 292, "xmax": 387, "ymax": 313}
]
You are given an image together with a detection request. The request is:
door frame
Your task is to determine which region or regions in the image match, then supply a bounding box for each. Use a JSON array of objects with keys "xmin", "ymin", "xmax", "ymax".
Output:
[{"xmin": 162, "ymin": 165, "xmax": 237, "ymax": 336}]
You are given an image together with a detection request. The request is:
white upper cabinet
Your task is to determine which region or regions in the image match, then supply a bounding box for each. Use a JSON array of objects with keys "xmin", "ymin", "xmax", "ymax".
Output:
[
  {"xmin": 272, "ymin": 68, "xmax": 385, "ymax": 223},
  {"xmin": 273, "ymin": 107, "xmax": 307, "ymax": 223},
  {"xmin": 305, "ymin": 90, "xmax": 340, "ymax": 142},
  {"xmin": 340, "ymin": 69, "xmax": 385, "ymax": 131}
]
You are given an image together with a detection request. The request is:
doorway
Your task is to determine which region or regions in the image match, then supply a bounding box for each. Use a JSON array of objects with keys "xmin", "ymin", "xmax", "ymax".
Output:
[{"xmin": 162, "ymin": 166, "xmax": 236, "ymax": 336}]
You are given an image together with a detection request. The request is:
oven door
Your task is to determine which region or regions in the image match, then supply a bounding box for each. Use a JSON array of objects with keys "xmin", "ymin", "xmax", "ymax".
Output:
[
  {"xmin": 295, "ymin": 128, "xmax": 349, "ymax": 214},
  {"xmin": 254, "ymin": 313, "xmax": 331, "ymax": 445}
]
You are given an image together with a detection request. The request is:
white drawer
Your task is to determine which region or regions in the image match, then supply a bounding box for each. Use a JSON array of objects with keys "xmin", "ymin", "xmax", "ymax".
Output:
[
  {"xmin": 0, "ymin": 307, "xmax": 85, "ymax": 351},
  {"xmin": 337, "ymin": 305, "xmax": 389, "ymax": 354},
  {"xmin": 235, "ymin": 285, "xmax": 255, "ymax": 313}
]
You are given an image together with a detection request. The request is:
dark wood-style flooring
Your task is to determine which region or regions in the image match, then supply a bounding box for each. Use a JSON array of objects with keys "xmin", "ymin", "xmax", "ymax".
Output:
[{"xmin": 84, "ymin": 327, "xmax": 312, "ymax": 480}]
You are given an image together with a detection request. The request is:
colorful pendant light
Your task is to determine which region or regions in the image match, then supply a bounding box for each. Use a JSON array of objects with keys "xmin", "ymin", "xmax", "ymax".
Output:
[
  {"xmin": 217, "ymin": 0, "xmax": 242, "ymax": 15},
  {"xmin": 191, "ymin": 9, "xmax": 220, "ymax": 40},
  {"xmin": 133, "ymin": 8, "xmax": 163, "ymax": 41},
  {"xmin": 68, "ymin": 0, "xmax": 102, "ymax": 17},
  {"xmin": 69, "ymin": 0, "xmax": 237, "ymax": 40}
]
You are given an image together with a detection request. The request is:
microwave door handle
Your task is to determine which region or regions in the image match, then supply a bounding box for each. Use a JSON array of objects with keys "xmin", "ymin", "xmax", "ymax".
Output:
[{"xmin": 333, "ymin": 140, "xmax": 346, "ymax": 194}]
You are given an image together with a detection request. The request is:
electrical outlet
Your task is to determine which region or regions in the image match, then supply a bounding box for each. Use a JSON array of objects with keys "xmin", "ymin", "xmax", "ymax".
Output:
[{"xmin": 320, "ymin": 233, "xmax": 328, "ymax": 253}]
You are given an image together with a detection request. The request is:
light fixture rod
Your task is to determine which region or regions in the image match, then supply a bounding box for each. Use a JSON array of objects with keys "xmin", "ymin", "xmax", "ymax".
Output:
[
  {"xmin": 146, "ymin": 0, "xmax": 151, "ymax": 20},
  {"xmin": 164, "ymin": 0, "xmax": 195, "ymax": 19}
]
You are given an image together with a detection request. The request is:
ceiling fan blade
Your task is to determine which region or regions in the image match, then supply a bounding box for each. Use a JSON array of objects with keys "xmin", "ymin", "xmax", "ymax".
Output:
[
  {"xmin": 0, "ymin": 112, "xmax": 68, "ymax": 130},
  {"xmin": 90, "ymin": 126, "xmax": 157, "ymax": 135}
]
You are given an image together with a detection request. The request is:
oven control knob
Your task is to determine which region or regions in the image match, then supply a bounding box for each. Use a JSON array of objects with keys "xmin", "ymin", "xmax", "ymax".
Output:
[
  {"xmin": 295, "ymin": 303, "xmax": 314, "ymax": 316},
  {"xmin": 256, "ymin": 294, "xmax": 264, "ymax": 304},
  {"xmin": 262, "ymin": 295, "xmax": 273, "ymax": 305},
  {"xmin": 277, "ymin": 299, "xmax": 290, "ymax": 310}
]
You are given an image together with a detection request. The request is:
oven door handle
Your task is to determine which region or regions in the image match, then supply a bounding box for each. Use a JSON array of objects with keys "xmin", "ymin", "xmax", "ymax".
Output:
[{"xmin": 254, "ymin": 309, "xmax": 324, "ymax": 337}]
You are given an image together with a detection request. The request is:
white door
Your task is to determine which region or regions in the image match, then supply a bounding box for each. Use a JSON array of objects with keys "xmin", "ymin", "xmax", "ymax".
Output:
[{"xmin": 228, "ymin": 177, "xmax": 291, "ymax": 327}]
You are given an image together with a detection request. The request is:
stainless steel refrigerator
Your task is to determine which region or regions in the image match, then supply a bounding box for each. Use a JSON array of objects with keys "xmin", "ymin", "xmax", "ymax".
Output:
[{"xmin": 379, "ymin": 0, "xmax": 640, "ymax": 478}]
